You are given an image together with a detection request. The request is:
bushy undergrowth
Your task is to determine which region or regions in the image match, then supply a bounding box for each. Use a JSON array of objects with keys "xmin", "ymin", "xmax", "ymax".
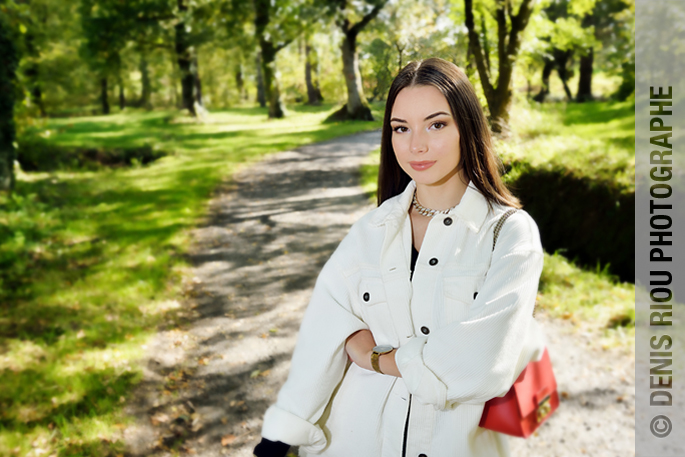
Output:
[{"xmin": 17, "ymin": 135, "xmax": 169, "ymax": 171}]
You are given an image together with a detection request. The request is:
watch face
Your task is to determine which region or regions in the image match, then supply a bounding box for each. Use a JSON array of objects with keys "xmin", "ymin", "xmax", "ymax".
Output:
[{"xmin": 373, "ymin": 345, "xmax": 394, "ymax": 354}]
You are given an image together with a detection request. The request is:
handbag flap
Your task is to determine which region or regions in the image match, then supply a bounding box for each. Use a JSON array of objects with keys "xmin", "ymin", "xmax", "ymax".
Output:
[{"xmin": 513, "ymin": 348, "xmax": 556, "ymax": 418}]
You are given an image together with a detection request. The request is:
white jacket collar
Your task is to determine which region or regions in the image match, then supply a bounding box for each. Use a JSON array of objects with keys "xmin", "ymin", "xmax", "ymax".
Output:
[{"xmin": 370, "ymin": 180, "xmax": 491, "ymax": 232}]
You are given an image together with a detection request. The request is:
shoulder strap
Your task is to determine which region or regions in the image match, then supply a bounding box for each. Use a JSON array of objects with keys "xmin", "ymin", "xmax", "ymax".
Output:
[
  {"xmin": 491, "ymin": 208, "xmax": 537, "ymax": 316},
  {"xmin": 492, "ymin": 209, "xmax": 517, "ymax": 251}
]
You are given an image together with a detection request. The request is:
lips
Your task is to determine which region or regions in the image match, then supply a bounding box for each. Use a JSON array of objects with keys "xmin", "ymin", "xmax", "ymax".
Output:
[{"xmin": 409, "ymin": 161, "xmax": 436, "ymax": 171}]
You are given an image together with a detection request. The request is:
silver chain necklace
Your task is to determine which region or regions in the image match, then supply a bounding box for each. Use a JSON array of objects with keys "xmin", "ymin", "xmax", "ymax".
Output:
[{"xmin": 412, "ymin": 190, "xmax": 457, "ymax": 218}]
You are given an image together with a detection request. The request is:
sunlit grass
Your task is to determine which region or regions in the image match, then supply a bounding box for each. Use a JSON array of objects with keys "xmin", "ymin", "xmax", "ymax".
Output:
[
  {"xmin": 0, "ymin": 103, "xmax": 383, "ymax": 456},
  {"xmin": 500, "ymin": 99, "xmax": 635, "ymax": 190},
  {"xmin": 537, "ymin": 251, "xmax": 634, "ymax": 350}
]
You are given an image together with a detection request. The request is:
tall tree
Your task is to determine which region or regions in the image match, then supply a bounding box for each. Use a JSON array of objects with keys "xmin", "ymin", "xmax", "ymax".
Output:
[
  {"xmin": 175, "ymin": 0, "xmax": 199, "ymax": 116},
  {"xmin": 0, "ymin": 14, "xmax": 19, "ymax": 192},
  {"xmin": 252, "ymin": 0, "xmax": 304, "ymax": 118},
  {"xmin": 304, "ymin": 34, "xmax": 324, "ymax": 105},
  {"xmin": 325, "ymin": 0, "xmax": 388, "ymax": 121},
  {"xmin": 464, "ymin": 0, "xmax": 535, "ymax": 134},
  {"xmin": 79, "ymin": 0, "xmax": 128, "ymax": 114}
]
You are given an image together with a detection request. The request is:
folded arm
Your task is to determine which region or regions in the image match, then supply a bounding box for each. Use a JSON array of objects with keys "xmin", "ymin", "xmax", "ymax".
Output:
[{"xmin": 395, "ymin": 212, "xmax": 545, "ymax": 408}]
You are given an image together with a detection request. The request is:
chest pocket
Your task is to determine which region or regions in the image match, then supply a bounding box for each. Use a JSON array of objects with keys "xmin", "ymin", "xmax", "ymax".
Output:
[
  {"xmin": 442, "ymin": 267, "xmax": 487, "ymax": 324},
  {"xmin": 358, "ymin": 278, "xmax": 399, "ymax": 346}
]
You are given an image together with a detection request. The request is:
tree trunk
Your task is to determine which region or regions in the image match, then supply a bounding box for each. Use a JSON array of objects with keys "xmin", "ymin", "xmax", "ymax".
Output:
[
  {"xmin": 326, "ymin": 1, "xmax": 385, "ymax": 122},
  {"xmin": 533, "ymin": 58, "xmax": 553, "ymax": 102},
  {"xmin": 554, "ymin": 48, "xmax": 573, "ymax": 101},
  {"xmin": 576, "ymin": 48, "xmax": 594, "ymax": 102},
  {"xmin": 395, "ymin": 43, "xmax": 405, "ymax": 73},
  {"xmin": 254, "ymin": 0, "xmax": 286, "ymax": 118},
  {"xmin": 261, "ymin": 45, "xmax": 285, "ymax": 118},
  {"xmin": 305, "ymin": 39, "xmax": 323, "ymax": 105},
  {"xmin": 255, "ymin": 53, "xmax": 266, "ymax": 108},
  {"xmin": 464, "ymin": 0, "xmax": 535, "ymax": 135},
  {"xmin": 0, "ymin": 18, "xmax": 18, "ymax": 192},
  {"xmin": 119, "ymin": 80, "xmax": 126, "ymax": 110},
  {"xmin": 101, "ymin": 77, "xmax": 110, "ymax": 115},
  {"xmin": 175, "ymin": 0, "xmax": 196, "ymax": 116},
  {"xmin": 193, "ymin": 56, "xmax": 203, "ymax": 108},
  {"xmin": 235, "ymin": 63, "xmax": 245, "ymax": 101},
  {"xmin": 139, "ymin": 52, "xmax": 152, "ymax": 109},
  {"xmin": 338, "ymin": 31, "xmax": 373, "ymax": 120},
  {"xmin": 24, "ymin": 30, "xmax": 46, "ymax": 117}
]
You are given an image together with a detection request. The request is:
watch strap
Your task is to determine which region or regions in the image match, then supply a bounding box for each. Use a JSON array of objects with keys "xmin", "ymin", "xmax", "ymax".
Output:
[{"xmin": 371, "ymin": 351, "xmax": 383, "ymax": 374}]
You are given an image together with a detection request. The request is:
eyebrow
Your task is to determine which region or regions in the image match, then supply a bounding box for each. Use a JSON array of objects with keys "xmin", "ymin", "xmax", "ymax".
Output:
[{"xmin": 390, "ymin": 111, "xmax": 451, "ymax": 123}]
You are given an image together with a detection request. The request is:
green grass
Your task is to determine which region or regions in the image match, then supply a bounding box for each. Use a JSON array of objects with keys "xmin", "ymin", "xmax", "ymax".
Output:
[
  {"xmin": 500, "ymin": 99, "xmax": 635, "ymax": 191},
  {"xmin": 359, "ymin": 101, "xmax": 635, "ymax": 347},
  {"xmin": 536, "ymin": 252, "xmax": 634, "ymax": 347},
  {"xmin": 0, "ymin": 103, "xmax": 383, "ymax": 456}
]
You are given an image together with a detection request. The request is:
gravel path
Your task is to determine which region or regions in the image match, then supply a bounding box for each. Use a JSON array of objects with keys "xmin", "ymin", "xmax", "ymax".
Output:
[{"xmin": 123, "ymin": 130, "xmax": 635, "ymax": 457}]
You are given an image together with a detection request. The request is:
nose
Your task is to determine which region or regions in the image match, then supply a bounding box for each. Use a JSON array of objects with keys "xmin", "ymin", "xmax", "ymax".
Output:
[{"xmin": 410, "ymin": 130, "xmax": 428, "ymax": 154}]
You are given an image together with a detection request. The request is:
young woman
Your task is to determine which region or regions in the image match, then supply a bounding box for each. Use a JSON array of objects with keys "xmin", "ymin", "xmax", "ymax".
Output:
[{"xmin": 254, "ymin": 57, "xmax": 546, "ymax": 457}]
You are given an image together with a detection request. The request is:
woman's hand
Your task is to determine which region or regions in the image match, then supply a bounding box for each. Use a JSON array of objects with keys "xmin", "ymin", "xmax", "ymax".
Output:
[{"xmin": 344, "ymin": 330, "xmax": 402, "ymax": 377}]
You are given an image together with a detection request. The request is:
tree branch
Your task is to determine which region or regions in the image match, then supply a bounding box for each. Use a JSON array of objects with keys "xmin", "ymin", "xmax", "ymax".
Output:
[
  {"xmin": 349, "ymin": 1, "xmax": 387, "ymax": 37},
  {"xmin": 496, "ymin": 0, "xmax": 507, "ymax": 70},
  {"xmin": 506, "ymin": 0, "xmax": 534, "ymax": 57},
  {"xmin": 464, "ymin": 0, "xmax": 494, "ymax": 98}
]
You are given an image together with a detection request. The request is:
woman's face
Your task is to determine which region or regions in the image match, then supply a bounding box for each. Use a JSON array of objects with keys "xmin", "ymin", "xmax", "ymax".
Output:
[{"xmin": 390, "ymin": 85, "xmax": 462, "ymax": 188}]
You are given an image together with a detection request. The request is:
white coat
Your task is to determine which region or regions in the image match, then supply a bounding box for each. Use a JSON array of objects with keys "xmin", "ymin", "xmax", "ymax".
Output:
[{"xmin": 260, "ymin": 180, "xmax": 547, "ymax": 457}]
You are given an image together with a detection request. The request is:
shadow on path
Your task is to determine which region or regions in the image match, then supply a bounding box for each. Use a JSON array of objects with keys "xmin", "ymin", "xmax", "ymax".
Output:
[{"xmin": 123, "ymin": 130, "xmax": 381, "ymax": 456}]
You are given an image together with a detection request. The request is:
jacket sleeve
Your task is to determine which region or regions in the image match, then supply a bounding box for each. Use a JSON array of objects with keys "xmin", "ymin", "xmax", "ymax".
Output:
[
  {"xmin": 260, "ymin": 250, "xmax": 367, "ymax": 453},
  {"xmin": 395, "ymin": 211, "xmax": 545, "ymax": 409}
]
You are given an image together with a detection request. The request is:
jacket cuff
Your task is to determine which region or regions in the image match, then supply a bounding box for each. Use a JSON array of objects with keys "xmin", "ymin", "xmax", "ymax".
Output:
[
  {"xmin": 262, "ymin": 405, "xmax": 327, "ymax": 453},
  {"xmin": 395, "ymin": 336, "xmax": 447, "ymax": 409}
]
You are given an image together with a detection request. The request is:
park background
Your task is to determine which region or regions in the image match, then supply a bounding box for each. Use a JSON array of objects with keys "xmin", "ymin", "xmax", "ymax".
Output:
[{"xmin": 0, "ymin": 0, "xmax": 635, "ymax": 456}]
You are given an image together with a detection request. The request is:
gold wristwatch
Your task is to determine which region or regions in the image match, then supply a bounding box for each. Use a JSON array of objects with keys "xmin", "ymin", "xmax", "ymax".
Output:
[{"xmin": 371, "ymin": 345, "xmax": 394, "ymax": 374}]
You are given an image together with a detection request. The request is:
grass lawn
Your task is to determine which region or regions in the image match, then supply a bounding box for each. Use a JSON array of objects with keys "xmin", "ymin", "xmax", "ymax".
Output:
[
  {"xmin": 502, "ymin": 99, "xmax": 635, "ymax": 190},
  {"xmin": 0, "ymin": 103, "xmax": 382, "ymax": 456},
  {"xmin": 360, "ymin": 100, "xmax": 635, "ymax": 347}
]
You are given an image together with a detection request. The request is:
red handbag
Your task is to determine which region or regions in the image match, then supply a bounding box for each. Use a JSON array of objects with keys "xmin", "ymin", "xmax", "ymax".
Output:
[{"xmin": 479, "ymin": 348, "xmax": 559, "ymax": 438}]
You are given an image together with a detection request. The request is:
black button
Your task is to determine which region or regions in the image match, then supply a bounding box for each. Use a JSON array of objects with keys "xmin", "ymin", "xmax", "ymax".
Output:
[
  {"xmin": 421, "ymin": 326, "xmax": 430, "ymax": 335},
  {"xmin": 419, "ymin": 454, "xmax": 428, "ymax": 457},
  {"xmin": 429, "ymin": 258, "xmax": 438, "ymax": 266},
  {"xmin": 443, "ymin": 217, "xmax": 453, "ymax": 226},
  {"xmin": 474, "ymin": 292, "xmax": 478, "ymax": 299},
  {"xmin": 363, "ymin": 292, "xmax": 370, "ymax": 302}
]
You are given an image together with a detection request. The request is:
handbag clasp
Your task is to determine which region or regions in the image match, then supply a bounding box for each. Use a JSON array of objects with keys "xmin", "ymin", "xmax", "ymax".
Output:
[{"xmin": 536, "ymin": 395, "xmax": 551, "ymax": 423}]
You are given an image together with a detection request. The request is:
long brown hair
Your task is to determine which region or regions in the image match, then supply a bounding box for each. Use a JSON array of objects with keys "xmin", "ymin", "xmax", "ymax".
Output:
[{"xmin": 377, "ymin": 58, "xmax": 520, "ymax": 209}]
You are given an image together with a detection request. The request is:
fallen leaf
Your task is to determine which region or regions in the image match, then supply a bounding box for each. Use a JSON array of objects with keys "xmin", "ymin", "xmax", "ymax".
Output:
[
  {"xmin": 150, "ymin": 412, "xmax": 170, "ymax": 426},
  {"xmin": 221, "ymin": 434, "xmax": 236, "ymax": 446},
  {"xmin": 250, "ymin": 370, "xmax": 261, "ymax": 378},
  {"xmin": 221, "ymin": 418, "xmax": 228, "ymax": 424}
]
